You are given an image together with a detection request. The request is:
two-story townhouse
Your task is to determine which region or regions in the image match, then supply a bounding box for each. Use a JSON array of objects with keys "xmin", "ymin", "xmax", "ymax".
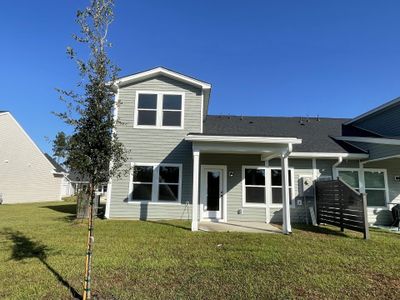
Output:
[{"xmin": 105, "ymin": 67, "xmax": 400, "ymax": 233}]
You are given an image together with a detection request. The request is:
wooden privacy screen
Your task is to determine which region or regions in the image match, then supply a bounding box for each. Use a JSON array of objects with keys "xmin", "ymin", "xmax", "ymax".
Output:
[{"xmin": 315, "ymin": 179, "xmax": 369, "ymax": 239}]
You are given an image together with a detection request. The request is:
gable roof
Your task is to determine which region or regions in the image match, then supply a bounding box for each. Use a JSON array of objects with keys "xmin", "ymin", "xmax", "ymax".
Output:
[
  {"xmin": 201, "ymin": 115, "xmax": 366, "ymax": 154},
  {"xmin": 344, "ymin": 96, "xmax": 400, "ymax": 125},
  {"xmin": 115, "ymin": 66, "xmax": 211, "ymax": 90},
  {"xmin": 44, "ymin": 153, "xmax": 67, "ymax": 174},
  {"xmin": 0, "ymin": 112, "xmax": 58, "ymax": 171}
]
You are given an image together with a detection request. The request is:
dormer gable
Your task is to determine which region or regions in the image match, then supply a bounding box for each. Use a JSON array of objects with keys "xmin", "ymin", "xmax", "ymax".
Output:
[{"xmin": 114, "ymin": 67, "xmax": 211, "ymax": 122}]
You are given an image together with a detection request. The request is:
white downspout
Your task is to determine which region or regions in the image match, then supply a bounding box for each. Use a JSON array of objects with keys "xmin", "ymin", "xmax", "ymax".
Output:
[{"xmin": 332, "ymin": 156, "xmax": 343, "ymax": 179}]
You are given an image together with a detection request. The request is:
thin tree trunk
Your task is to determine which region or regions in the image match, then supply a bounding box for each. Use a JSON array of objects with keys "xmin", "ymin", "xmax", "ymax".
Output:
[{"xmin": 83, "ymin": 184, "xmax": 95, "ymax": 300}]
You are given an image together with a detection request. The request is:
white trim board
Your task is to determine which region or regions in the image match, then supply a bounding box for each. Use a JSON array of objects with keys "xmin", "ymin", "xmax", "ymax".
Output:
[
  {"xmin": 186, "ymin": 135, "xmax": 302, "ymax": 144},
  {"xmin": 115, "ymin": 67, "xmax": 211, "ymax": 90},
  {"xmin": 290, "ymin": 152, "xmax": 369, "ymax": 159},
  {"xmin": 334, "ymin": 136, "xmax": 400, "ymax": 145}
]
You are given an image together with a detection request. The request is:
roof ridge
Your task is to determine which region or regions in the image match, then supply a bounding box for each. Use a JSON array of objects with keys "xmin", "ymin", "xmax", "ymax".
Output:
[{"xmin": 206, "ymin": 114, "xmax": 351, "ymax": 120}]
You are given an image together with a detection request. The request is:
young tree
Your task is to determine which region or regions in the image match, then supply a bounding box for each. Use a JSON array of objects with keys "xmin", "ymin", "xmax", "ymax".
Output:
[
  {"xmin": 54, "ymin": 0, "xmax": 127, "ymax": 299},
  {"xmin": 52, "ymin": 131, "xmax": 69, "ymax": 164}
]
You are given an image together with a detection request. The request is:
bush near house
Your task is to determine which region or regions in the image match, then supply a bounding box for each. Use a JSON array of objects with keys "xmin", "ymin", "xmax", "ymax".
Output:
[
  {"xmin": 61, "ymin": 195, "xmax": 77, "ymax": 203},
  {"xmin": 0, "ymin": 202, "xmax": 400, "ymax": 299}
]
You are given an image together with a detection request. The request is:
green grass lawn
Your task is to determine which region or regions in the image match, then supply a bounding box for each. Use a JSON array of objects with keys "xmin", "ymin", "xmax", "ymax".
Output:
[{"xmin": 1, "ymin": 202, "xmax": 400, "ymax": 300}]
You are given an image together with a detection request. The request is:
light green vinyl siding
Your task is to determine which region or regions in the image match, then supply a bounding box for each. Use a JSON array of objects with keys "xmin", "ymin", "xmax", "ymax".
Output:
[
  {"xmin": 200, "ymin": 154, "xmax": 314, "ymax": 223},
  {"xmin": 108, "ymin": 75, "xmax": 202, "ymax": 219}
]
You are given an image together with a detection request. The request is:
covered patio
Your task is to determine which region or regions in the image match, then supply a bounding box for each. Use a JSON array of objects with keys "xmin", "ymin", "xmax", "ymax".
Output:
[
  {"xmin": 199, "ymin": 221, "xmax": 281, "ymax": 233},
  {"xmin": 185, "ymin": 134, "xmax": 302, "ymax": 234}
]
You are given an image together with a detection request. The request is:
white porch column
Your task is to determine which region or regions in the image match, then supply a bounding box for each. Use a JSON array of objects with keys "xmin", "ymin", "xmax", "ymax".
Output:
[
  {"xmin": 359, "ymin": 161, "xmax": 366, "ymax": 193},
  {"xmin": 281, "ymin": 148, "xmax": 292, "ymax": 234},
  {"xmin": 191, "ymin": 149, "xmax": 200, "ymax": 231}
]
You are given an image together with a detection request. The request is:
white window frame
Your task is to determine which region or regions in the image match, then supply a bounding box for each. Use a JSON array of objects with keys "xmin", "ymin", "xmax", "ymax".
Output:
[
  {"xmin": 134, "ymin": 91, "xmax": 185, "ymax": 129},
  {"xmin": 242, "ymin": 166, "xmax": 294, "ymax": 208},
  {"xmin": 335, "ymin": 167, "xmax": 389, "ymax": 208},
  {"xmin": 242, "ymin": 166, "xmax": 267, "ymax": 207},
  {"xmin": 269, "ymin": 167, "xmax": 295, "ymax": 208},
  {"xmin": 128, "ymin": 162, "xmax": 182, "ymax": 203}
]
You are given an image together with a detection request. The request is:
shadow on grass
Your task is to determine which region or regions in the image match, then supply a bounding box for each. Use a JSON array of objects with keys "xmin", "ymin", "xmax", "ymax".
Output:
[
  {"xmin": 146, "ymin": 220, "xmax": 191, "ymax": 231},
  {"xmin": 2, "ymin": 228, "xmax": 81, "ymax": 299},
  {"xmin": 290, "ymin": 224, "xmax": 355, "ymax": 238},
  {"xmin": 41, "ymin": 204, "xmax": 77, "ymax": 215}
]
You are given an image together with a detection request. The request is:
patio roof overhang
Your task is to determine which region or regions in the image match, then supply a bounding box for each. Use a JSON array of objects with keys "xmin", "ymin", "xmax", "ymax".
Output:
[
  {"xmin": 185, "ymin": 134, "xmax": 302, "ymax": 156},
  {"xmin": 187, "ymin": 134, "xmax": 300, "ymax": 235}
]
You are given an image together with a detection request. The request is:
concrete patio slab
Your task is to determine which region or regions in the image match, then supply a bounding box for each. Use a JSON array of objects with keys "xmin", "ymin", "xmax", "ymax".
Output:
[{"xmin": 199, "ymin": 221, "xmax": 281, "ymax": 233}]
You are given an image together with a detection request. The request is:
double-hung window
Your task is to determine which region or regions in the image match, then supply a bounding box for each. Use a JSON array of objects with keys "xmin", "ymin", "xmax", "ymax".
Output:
[
  {"xmin": 243, "ymin": 167, "xmax": 293, "ymax": 206},
  {"xmin": 244, "ymin": 168, "xmax": 266, "ymax": 204},
  {"xmin": 337, "ymin": 170, "xmax": 360, "ymax": 191},
  {"xmin": 159, "ymin": 166, "xmax": 180, "ymax": 201},
  {"xmin": 364, "ymin": 170, "xmax": 387, "ymax": 206},
  {"xmin": 135, "ymin": 92, "xmax": 184, "ymax": 128},
  {"xmin": 270, "ymin": 169, "xmax": 293, "ymax": 205},
  {"xmin": 337, "ymin": 168, "xmax": 387, "ymax": 207},
  {"xmin": 130, "ymin": 163, "xmax": 182, "ymax": 202},
  {"xmin": 132, "ymin": 165, "xmax": 154, "ymax": 201}
]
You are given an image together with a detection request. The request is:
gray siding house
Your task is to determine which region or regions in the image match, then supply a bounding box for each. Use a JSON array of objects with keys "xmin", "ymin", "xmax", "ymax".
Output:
[{"xmin": 105, "ymin": 67, "xmax": 400, "ymax": 232}]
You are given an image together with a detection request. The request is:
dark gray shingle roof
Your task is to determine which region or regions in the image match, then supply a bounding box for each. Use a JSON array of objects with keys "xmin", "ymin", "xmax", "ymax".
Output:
[
  {"xmin": 67, "ymin": 170, "xmax": 90, "ymax": 182},
  {"xmin": 44, "ymin": 153, "xmax": 67, "ymax": 173},
  {"xmin": 201, "ymin": 115, "xmax": 365, "ymax": 153}
]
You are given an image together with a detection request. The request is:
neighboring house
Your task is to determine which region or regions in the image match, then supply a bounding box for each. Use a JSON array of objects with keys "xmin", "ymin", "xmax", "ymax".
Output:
[
  {"xmin": 0, "ymin": 112, "xmax": 65, "ymax": 203},
  {"xmin": 105, "ymin": 67, "xmax": 400, "ymax": 232},
  {"xmin": 62, "ymin": 170, "xmax": 108, "ymax": 198},
  {"xmin": 63, "ymin": 170, "xmax": 90, "ymax": 196}
]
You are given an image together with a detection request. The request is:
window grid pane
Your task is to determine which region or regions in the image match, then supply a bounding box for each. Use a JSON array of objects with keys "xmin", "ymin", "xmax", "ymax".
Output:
[
  {"xmin": 245, "ymin": 187, "xmax": 265, "ymax": 203},
  {"xmin": 338, "ymin": 170, "xmax": 359, "ymax": 189},
  {"xmin": 137, "ymin": 110, "xmax": 157, "ymax": 126},
  {"xmin": 133, "ymin": 166, "xmax": 153, "ymax": 183},
  {"xmin": 162, "ymin": 111, "xmax": 181, "ymax": 127},
  {"xmin": 138, "ymin": 94, "xmax": 157, "ymax": 109},
  {"xmin": 365, "ymin": 171, "xmax": 385, "ymax": 189},
  {"xmin": 163, "ymin": 95, "xmax": 182, "ymax": 110},
  {"xmin": 245, "ymin": 169, "xmax": 265, "ymax": 186},
  {"xmin": 159, "ymin": 184, "xmax": 179, "ymax": 201},
  {"xmin": 366, "ymin": 189, "xmax": 386, "ymax": 206},
  {"xmin": 159, "ymin": 166, "xmax": 180, "ymax": 183},
  {"xmin": 271, "ymin": 169, "xmax": 292, "ymax": 187},
  {"xmin": 132, "ymin": 183, "xmax": 152, "ymax": 201}
]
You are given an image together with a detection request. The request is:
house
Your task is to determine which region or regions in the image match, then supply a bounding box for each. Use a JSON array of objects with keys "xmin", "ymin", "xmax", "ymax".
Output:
[
  {"xmin": 105, "ymin": 67, "xmax": 400, "ymax": 233},
  {"xmin": 0, "ymin": 112, "xmax": 66, "ymax": 203}
]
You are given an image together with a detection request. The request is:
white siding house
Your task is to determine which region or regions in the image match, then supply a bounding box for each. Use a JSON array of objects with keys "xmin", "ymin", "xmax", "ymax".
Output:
[{"xmin": 0, "ymin": 112, "xmax": 64, "ymax": 204}]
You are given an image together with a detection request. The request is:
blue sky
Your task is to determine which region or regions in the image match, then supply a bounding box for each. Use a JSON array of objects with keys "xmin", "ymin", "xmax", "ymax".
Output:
[{"xmin": 1, "ymin": 0, "xmax": 400, "ymax": 154}]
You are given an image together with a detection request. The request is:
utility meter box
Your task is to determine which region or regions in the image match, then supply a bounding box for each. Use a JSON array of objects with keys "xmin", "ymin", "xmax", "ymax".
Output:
[{"xmin": 299, "ymin": 176, "xmax": 314, "ymax": 197}]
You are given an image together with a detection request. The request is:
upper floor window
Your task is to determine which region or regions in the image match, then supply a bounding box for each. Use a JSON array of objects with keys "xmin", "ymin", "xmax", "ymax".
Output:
[{"xmin": 135, "ymin": 92, "xmax": 184, "ymax": 129}]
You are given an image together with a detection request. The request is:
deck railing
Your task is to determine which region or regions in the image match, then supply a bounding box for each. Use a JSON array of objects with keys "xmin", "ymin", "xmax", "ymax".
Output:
[{"xmin": 315, "ymin": 179, "xmax": 369, "ymax": 239}]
